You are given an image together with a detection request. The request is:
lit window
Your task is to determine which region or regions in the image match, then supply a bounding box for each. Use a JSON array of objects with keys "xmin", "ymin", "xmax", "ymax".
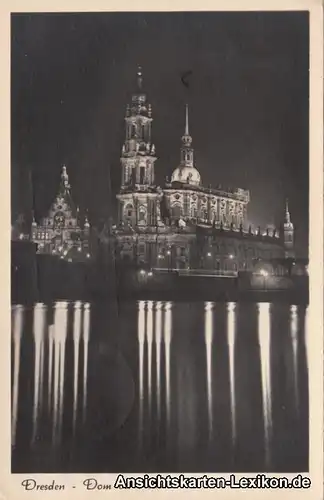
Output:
[{"xmin": 139, "ymin": 207, "xmax": 146, "ymax": 221}]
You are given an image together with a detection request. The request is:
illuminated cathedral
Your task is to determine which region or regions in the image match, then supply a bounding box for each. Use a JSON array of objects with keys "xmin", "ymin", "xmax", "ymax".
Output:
[
  {"xmin": 12, "ymin": 66, "xmax": 300, "ymax": 277},
  {"xmin": 111, "ymin": 67, "xmax": 296, "ymax": 274}
]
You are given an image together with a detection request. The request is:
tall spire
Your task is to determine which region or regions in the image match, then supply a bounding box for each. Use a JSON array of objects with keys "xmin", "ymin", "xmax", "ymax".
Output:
[
  {"xmin": 185, "ymin": 103, "xmax": 189, "ymax": 136},
  {"xmin": 181, "ymin": 104, "xmax": 192, "ymax": 147},
  {"xmin": 137, "ymin": 65, "xmax": 143, "ymax": 90},
  {"xmin": 285, "ymin": 198, "xmax": 291, "ymax": 224},
  {"xmin": 60, "ymin": 164, "xmax": 70, "ymax": 192}
]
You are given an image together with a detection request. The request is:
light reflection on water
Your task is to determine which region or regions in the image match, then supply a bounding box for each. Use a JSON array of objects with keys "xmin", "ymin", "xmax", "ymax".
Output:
[
  {"xmin": 12, "ymin": 305, "xmax": 23, "ymax": 447},
  {"xmin": 204, "ymin": 302, "xmax": 214, "ymax": 439},
  {"xmin": 227, "ymin": 302, "xmax": 236, "ymax": 448},
  {"xmin": 11, "ymin": 300, "xmax": 308, "ymax": 473},
  {"xmin": 290, "ymin": 305, "xmax": 299, "ymax": 415},
  {"xmin": 257, "ymin": 302, "xmax": 272, "ymax": 469}
]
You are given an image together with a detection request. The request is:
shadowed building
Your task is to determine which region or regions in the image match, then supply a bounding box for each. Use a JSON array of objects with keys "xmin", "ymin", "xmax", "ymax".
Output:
[{"xmin": 12, "ymin": 165, "xmax": 94, "ymax": 263}]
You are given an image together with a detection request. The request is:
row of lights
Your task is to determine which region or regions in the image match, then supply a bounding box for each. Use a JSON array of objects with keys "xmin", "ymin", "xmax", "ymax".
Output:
[
  {"xmin": 141, "ymin": 267, "xmax": 269, "ymax": 277},
  {"xmin": 207, "ymin": 253, "xmax": 234, "ymax": 259},
  {"xmin": 159, "ymin": 251, "xmax": 235, "ymax": 259},
  {"xmin": 52, "ymin": 245, "xmax": 90, "ymax": 259},
  {"xmin": 139, "ymin": 269, "xmax": 153, "ymax": 277},
  {"xmin": 158, "ymin": 251, "xmax": 171, "ymax": 259}
]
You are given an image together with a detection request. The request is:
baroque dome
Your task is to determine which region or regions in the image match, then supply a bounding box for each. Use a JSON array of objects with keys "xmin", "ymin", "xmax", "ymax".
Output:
[{"xmin": 171, "ymin": 166, "xmax": 201, "ymax": 186}]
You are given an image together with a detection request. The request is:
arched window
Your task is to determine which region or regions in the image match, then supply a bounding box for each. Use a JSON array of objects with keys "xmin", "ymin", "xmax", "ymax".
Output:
[
  {"xmin": 191, "ymin": 206, "xmax": 197, "ymax": 218},
  {"xmin": 138, "ymin": 206, "xmax": 146, "ymax": 222},
  {"xmin": 172, "ymin": 205, "xmax": 181, "ymax": 218},
  {"xmin": 125, "ymin": 204, "xmax": 133, "ymax": 218},
  {"xmin": 139, "ymin": 166, "xmax": 145, "ymax": 184}
]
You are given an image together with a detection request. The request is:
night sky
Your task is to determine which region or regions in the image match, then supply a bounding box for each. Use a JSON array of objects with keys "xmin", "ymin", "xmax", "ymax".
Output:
[{"xmin": 11, "ymin": 11, "xmax": 309, "ymax": 256}]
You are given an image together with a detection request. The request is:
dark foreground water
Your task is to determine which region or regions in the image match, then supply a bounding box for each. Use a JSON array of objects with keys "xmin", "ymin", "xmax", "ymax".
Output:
[{"xmin": 11, "ymin": 300, "xmax": 308, "ymax": 473}]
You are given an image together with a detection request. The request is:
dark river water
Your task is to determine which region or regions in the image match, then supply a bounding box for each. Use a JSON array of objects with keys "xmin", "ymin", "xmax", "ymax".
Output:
[{"xmin": 11, "ymin": 300, "xmax": 309, "ymax": 473}]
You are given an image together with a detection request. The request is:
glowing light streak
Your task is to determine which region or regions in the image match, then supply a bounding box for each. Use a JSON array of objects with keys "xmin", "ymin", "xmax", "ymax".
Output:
[
  {"xmin": 257, "ymin": 302, "xmax": 272, "ymax": 469},
  {"xmin": 52, "ymin": 302, "xmax": 68, "ymax": 444},
  {"xmin": 82, "ymin": 303, "xmax": 90, "ymax": 423},
  {"xmin": 155, "ymin": 302, "xmax": 162, "ymax": 420},
  {"xmin": 32, "ymin": 303, "xmax": 46, "ymax": 443},
  {"xmin": 164, "ymin": 302, "xmax": 172, "ymax": 428},
  {"xmin": 72, "ymin": 302, "xmax": 82, "ymax": 433},
  {"xmin": 290, "ymin": 305, "xmax": 299, "ymax": 414},
  {"xmin": 137, "ymin": 301, "xmax": 146, "ymax": 450},
  {"xmin": 47, "ymin": 324, "xmax": 54, "ymax": 413},
  {"xmin": 227, "ymin": 302, "xmax": 236, "ymax": 446},
  {"xmin": 12, "ymin": 306, "xmax": 23, "ymax": 447},
  {"xmin": 204, "ymin": 302, "xmax": 214, "ymax": 439},
  {"xmin": 146, "ymin": 301, "xmax": 153, "ymax": 414}
]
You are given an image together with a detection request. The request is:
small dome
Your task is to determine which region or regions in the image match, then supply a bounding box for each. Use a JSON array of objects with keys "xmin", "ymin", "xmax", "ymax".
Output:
[{"xmin": 171, "ymin": 166, "xmax": 201, "ymax": 186}]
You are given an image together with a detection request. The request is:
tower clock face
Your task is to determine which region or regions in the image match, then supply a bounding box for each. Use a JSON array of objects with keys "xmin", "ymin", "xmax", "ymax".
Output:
[{"xmin": 54, "ymin": 211, "xmax": 65, "ymax": 228}]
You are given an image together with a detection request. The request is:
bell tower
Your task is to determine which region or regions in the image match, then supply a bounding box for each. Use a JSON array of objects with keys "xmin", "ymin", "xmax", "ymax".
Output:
[
  {"xmin": 120, "ymin": 66, "xmax": 157, "ymax": 188},
  {"xmin": 283, "ymin": 199, "xmax": 295, "ymax": 258},
  {"xmin": 117, "ymin": 66, "xmax": 161, "ymax": 228}
]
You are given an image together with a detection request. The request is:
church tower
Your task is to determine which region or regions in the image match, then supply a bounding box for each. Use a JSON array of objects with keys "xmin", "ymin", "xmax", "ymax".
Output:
[
  {"xmin": 283, "ymin": 199, "xmax": 295, "ymax": 258},
  {"xmin": 29, "ymin": 165, "xmax": 92, "ymax": 261},
  {"xmin": 171, "ymin": 105, "xmax": 201, "ymax": 186},
  {"xmin": 116, "ymin": 66, "xmax": 160, "ymax": 228}
]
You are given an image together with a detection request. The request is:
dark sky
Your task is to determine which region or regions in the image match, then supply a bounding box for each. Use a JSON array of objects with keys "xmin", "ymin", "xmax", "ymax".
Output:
[{"xmin": 11, "ymin": 11, "xmax": 309, "ymax": 255}]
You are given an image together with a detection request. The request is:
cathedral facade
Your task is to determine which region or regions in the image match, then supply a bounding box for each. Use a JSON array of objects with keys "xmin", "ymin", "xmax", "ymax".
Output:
[
  {"xmin": 12, "ymin": 66, "xmax": 300, "ymax": 277},
  {"xmin": 112, "ymin": 67, "xmax": 295, "ymax": 274},
  {"xmin": 12, "ymin": 165, "xmax": 93, "ymax": 263}
]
